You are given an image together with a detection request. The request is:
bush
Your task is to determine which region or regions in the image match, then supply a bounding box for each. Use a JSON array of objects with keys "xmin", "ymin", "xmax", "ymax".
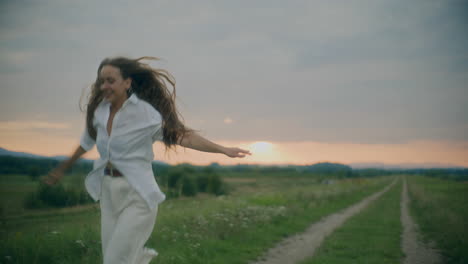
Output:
[
  {"xmin": 24, "ymin": 183, "xmax": 92, "ymax": 209},
  {"xmin": 167, "ymin": 170, "xmax": 184, "ymax": 189},
  {"xmin": 40, "ymin": 183, "xmax": 68, "ymax": 207},
  {"xmin": 167, "ymin": 171, "xmax": 198, "ymax": 197},
  {"xmin": 165, "ymin": 189, "xmax": 180, "ymax": 199},
  {"xmin": 196, "ymin": 172, "xmax": 227, "ymax": 196},
  {"xmin": 157, "ymin": 165, "xmax": 228, "ymax": 198},
  {"xmin": 196, "ymin": 174, "xmax": 210, "ymax": 192},
  {"xmin": 206, "ymin": 173, "xmax": 227, "ymax": 196},
  {"xmin": 28, "ymin": 166, "xmax": 41, "ymax": 181},
  {"xmin": 181, "ymin": 176, "xmax": 198, "ymax": 196}
]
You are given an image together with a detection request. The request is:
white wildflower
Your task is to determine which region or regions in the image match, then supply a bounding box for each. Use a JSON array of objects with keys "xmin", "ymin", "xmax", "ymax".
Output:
[{"xmin": 75, "ymin": 240, "xmax": 85, "ymax": 247}]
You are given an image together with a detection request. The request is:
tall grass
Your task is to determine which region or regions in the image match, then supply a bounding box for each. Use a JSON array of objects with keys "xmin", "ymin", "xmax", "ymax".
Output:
[{"xmin": 407, "ymin": 175, "xmax": 468, "ymax": 264}]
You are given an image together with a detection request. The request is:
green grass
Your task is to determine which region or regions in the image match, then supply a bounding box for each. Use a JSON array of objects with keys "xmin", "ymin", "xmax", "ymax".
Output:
[
  {"xmin": 0, "ymin": 174, "xmax": 393, "ymax": 264},
  {"xmin": 407, "ymin": 175, "xmax": 468, "ymax": 264},
  {"xmin": 0, "ymin": 174, "xmax": 38, "ymax": 216},
  {"xmin": 300, "ymin": 178, "xmax": 403, "ymax": 264},
  {"xmin": 152, "ymin": 177, "xmax": 391, "ymax": 264}
]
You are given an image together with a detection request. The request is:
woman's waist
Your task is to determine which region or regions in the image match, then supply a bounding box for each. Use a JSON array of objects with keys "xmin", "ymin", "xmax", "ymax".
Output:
[
  {"xmin": 104, "ymin": 162, "xmax": 123, "ymax": 177},
  {"xmin": 95, "ymin": 150, "xmax": 154, "ymax": 161},
  {"xmin": 101, "ymin": 159, "xmax": 153, "ymax": 174}
]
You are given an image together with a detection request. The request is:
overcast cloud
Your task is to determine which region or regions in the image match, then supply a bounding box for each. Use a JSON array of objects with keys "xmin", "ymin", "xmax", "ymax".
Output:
[{"xmin": 1, "ymin": 0, "xmax": 467, "ymax": 144}]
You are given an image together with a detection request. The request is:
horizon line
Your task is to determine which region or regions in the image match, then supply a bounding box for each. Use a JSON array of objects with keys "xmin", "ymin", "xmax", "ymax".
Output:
[{"xmin": 1, "ymin": 146, "xmax": 466, "ymax": 169}]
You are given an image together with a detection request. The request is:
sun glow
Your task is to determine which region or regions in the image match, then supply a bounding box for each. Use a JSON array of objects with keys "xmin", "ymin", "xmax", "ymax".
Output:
[{"xmin": 249, "ymin": 141, "xmax": 274, "ymax": 154}]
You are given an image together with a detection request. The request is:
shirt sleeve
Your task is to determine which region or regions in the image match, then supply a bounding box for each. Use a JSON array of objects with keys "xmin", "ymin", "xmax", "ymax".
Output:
[
  {"xmin": 80, "ymin": 127, "xmax": 96, "ymax": 151},
  {"xmin": 143, "ymin": 101, "xmax": 164, "ymax": 143},
  {"xmin": 149, "ymin": 107, "xmax": 164, "ymax": 142},
  {"xmin": 152, "ymin": 123, "xmax": 164, "ymax": 142}
]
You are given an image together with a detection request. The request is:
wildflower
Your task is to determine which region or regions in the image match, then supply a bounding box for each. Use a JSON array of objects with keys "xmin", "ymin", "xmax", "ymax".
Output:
[{"xmin": 75, "ymin": 240, "xmax": 85, "ymax": 247}]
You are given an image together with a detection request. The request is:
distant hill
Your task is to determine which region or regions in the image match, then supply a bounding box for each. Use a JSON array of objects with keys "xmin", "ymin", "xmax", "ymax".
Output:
[
  {"xmin": 0, "ymin": 147, "xmax": 168, "ymax": 166},
  {"xmin": 306, "ymin": 162, "xmax": 351, "ymax": 172},
  {"xmin": 0, "ymin": 147, "xmax": 90, "ymax": 162},
  {"xmin": 304, "ymin": 162, "xmax": 353, "ymax": 177},
  {"xmin": 0, "ymin": 147, "xmax": 45, "ymax": 159},
  {"xmin": 0, "ymin": 147, "xmax": 169, "ymax": 176}
]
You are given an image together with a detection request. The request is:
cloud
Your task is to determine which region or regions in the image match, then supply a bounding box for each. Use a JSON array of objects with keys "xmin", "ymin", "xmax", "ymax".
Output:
[
  {"xmin": 0, "ymin": 0, "xmax": 467, "ymax": 145},
  {"xmin": 223, "ymin": 117, "xmax": 233, "ymax": 124}
]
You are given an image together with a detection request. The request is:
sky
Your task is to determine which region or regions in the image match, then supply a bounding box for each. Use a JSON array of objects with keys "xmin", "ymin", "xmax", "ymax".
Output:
[{"xmin": 1, "ymin": 0, "xmax": 467, "ymax": 167}]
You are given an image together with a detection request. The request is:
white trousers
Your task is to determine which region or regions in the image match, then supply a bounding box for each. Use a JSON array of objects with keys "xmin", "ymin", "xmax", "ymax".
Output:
[{"xmin": 100, "ymin": 175, "xmax": 158, "ymax": 264}]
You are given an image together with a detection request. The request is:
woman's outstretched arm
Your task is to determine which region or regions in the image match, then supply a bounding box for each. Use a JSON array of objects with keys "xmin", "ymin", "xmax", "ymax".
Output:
[
  {"xmin": 44, "ymin": 145, "xmax": 87, "ymax": 185},
  {"xmin": 178, "ymin": 131, "xmax": 251, "ymax": 158}
]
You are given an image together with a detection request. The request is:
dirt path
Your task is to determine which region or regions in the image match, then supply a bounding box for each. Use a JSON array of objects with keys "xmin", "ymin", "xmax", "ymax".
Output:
[
  {"xmin": 401, "ymin": 177, "xmax": 442, "ymax": 264},
  {"xmin": 251, "ymin": 180, "xmax": 397, "ymax": 264}
]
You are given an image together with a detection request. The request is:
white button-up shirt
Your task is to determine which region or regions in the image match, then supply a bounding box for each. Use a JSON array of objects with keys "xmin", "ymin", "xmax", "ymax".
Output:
[{"xmin": 80, "ymin": 93, "xmax": 165, "ymax": 209}]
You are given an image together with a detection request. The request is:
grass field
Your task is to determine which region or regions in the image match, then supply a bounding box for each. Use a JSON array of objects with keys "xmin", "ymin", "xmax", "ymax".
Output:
[
  {"xmin": 300, "ymin": 178, "xmax": 403, "ymax": 264},
  {"xmin": 0, "ymin": 174, "xmax": 38, "ymax": 216},
  {"xmin": 0, "ymin": 172, "xmax": 391, "ymax": 264},
  {"xmin": 407, "ymin": 175, "xmax": 468, "ymax": 264}
]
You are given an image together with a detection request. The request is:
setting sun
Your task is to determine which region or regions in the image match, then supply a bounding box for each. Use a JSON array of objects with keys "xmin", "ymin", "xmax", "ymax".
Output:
[{"xmin": 249, "ymin": 141, "xmax": 274, "ymax": 154}]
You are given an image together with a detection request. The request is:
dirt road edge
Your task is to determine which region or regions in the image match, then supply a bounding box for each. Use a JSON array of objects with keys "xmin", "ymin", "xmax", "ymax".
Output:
[
  {"xmin": 251, "ymin": 179, "xmax": 397, "ymax": 264},
  {"xmin": 401, "ymin": 177, "xmax": 442, "ymax": 264}
]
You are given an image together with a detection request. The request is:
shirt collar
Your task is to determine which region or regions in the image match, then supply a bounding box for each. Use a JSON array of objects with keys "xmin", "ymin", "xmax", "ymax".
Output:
[
  {"xmin": 101, "ymin": 93, "xmax": 139, "ymax": 108},
  {"xmin": 127, "ymin": 93, "xmax": 139, "ymax": 104},
  {"xmin": 121, "ymin": 93, "xmax": 139, "ymax": 108}
]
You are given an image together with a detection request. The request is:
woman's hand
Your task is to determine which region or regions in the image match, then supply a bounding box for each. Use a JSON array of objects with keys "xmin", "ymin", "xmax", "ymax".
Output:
[
  {"xmin": 223, "ymin": 147, "xmax": 251, "ymax": 158},
  {"xmin": 42, "ymin": 145, "xmax": 87, "ymax": 185},
  {"xmin": 43, "ymin": 167, "xmax": 65, "ymax": 185},
  {"xmin": 178, "ymin": 131, "xmax": 252, "ymax": 158}
]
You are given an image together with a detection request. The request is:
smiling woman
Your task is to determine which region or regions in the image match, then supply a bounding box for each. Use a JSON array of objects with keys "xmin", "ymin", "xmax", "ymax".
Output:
[{"xmin": 44, "ymin": 56, "xmax": 251, "ymax": 264}]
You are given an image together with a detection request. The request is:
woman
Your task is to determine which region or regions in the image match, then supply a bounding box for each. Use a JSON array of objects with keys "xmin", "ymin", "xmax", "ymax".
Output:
[{"xmin": 45, "ymin": 56, "xmax": 251, "ymax": 264}]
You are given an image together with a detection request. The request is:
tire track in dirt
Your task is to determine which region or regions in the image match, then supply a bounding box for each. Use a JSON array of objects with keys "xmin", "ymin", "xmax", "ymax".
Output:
[
  {"xmin": 251, "ymin": 179, "xmax": 397, "ymax": 264},
  {"xmin": 401, "ymin": 177, "xmax": 442, "ymax": 264}
]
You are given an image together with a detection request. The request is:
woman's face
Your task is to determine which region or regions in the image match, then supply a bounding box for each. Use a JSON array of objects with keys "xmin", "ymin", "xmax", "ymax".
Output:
[{"xmin": 99, "ymin": 65, "xmax": 131, "ymax": 106}]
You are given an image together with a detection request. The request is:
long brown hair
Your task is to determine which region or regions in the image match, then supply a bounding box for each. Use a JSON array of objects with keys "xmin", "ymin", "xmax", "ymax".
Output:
[{"xmin": 84, "ymin": 56, "xmax": 190, "ymax": 148}]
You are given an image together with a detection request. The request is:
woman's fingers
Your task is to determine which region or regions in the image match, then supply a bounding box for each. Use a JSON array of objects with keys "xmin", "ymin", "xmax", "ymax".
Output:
[
  {"xmin": 226, "ymin": 147, "xmax": 252, "ymax": 158},
  {"xmin": 44, "ymin": 176, "xmax": 53, "ymax": 185},
  {"xmin": 43, "ymin": 174, "xmax": 57, "ymax": 185},
  {"xmin": 43, "ymin": 169, "xmax": 63, "ymax": 185},
  {"xmin": 236, "ymin": 148, "xmax": 251, "ymax": 157}
]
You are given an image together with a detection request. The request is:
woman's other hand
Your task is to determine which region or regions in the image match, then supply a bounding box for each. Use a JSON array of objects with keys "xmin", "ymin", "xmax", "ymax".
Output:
[
  {"xmin": 42, "ymin": 145, "xmax": 87, "ymax": 185},
  {"xmin": 44, "ymin": 167, "xmax": 65, "ymax": 185}
]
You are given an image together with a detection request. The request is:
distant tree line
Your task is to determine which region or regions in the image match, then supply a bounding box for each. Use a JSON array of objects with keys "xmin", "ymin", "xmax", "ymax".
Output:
[
  {"xmin": 400, "ymin": 168, "xmax": 468, "ymax": 181},
  {"xmin": 3, "ymin": 155, "xmax": 466, "ymax": 209},
  {"xmin": 4, "ymin": 156, "xmax": 466, "ymax": 181},
  {"xmin": 0, "ymin": 156, "xmax": 399, "ymax": 180},
  {"xmin": 0, "ymin": 156, "xmax": 92, "ymax": 180},
  {"xmin": 216, "ymin": 162, "xmax": 396, "ymax": 178}
]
